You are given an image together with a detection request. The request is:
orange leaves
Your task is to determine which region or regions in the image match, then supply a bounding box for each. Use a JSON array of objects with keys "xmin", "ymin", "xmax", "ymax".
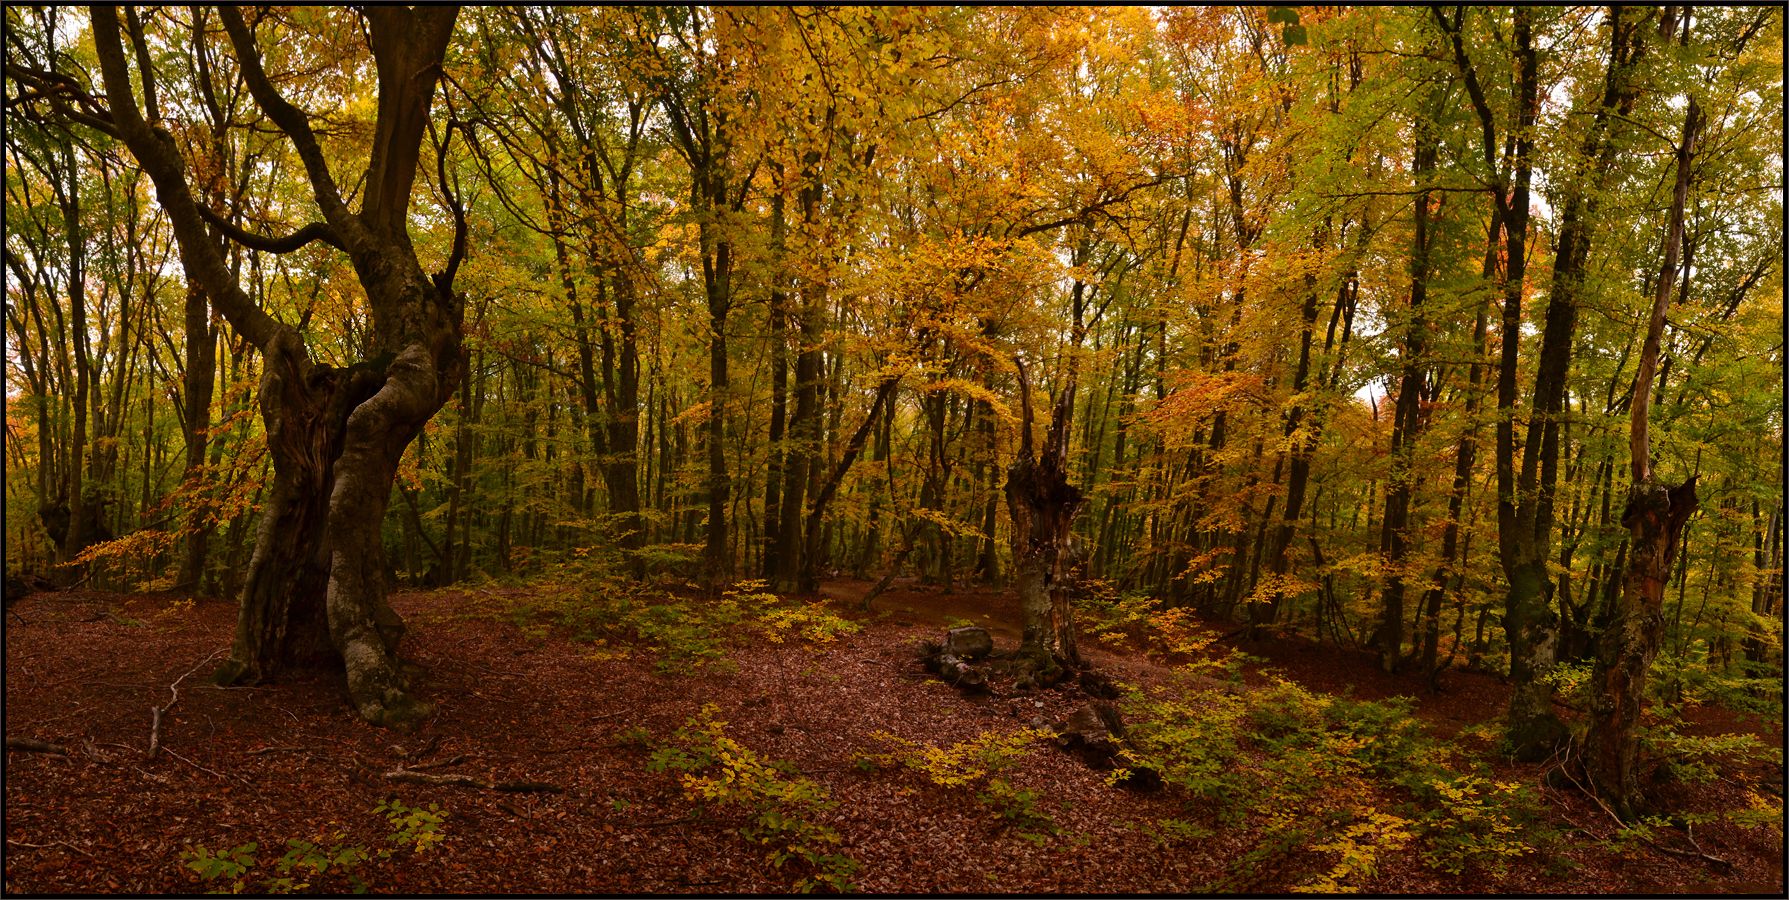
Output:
[{"xmin": 1142, "ymin": 370, "xmax": 1273, "ymax": 441}]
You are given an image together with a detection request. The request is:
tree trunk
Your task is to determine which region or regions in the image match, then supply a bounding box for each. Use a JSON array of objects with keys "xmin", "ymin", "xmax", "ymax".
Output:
[
  {"xmin": 1419, "ymin": 221, "xmax": 1496, "ymax": 684},
  {"xmin": 176, "ymin": 285, "xmax": 218, "ymax": 591},
  {"xmin": 1372, "ymin": 107, "xmax": 1438, "ymax": 672},
  {"xmin": 798, "ymin": 375, "xmax": 901, "ymax": 592},
  {"xmin": 1582, "ymin": 89, "xmax": 1701, "ymax": 818},
  {"xmin": 90, "ymin": 6, "xmax": 462, "ymax": 727},
  {"xmin": 1006, "ymin": 363, "xmax": 1085, "ymax": 684}
]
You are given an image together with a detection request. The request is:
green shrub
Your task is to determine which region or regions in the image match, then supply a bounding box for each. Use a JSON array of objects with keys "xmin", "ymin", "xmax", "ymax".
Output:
[
  {"xmin": 471, "ymin": 579, "xmax": 861, "ymax": 675},
  {"xmin": 655, "ymin": 705, "xmax": 859, "ymax": 893},
  {"xmin": 1410, "ymin": 775, "xmax": 1534, "ymax": 876},
  {"xmin": 1641, "ymin": 723, "xmax": 1778, "ymax": 785},
  {"xmin": 1113, "ymin": 671, "xmax": 1543, "ymax": 889},
  {"xmin": 873, "ymin": 728, "xmax": 1057, "ymax": 843},
  {"xmin": 180, "ymin": 800, "xmax": 447, "ymax": 894}
]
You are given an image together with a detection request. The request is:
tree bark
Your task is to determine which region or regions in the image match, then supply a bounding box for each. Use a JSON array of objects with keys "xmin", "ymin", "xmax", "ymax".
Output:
[
  {"xmin": 1372, "ymin": 101, "xmax": 1440, "ymax": 672},
  {"xmin": 1006, "ymin": 361, "xmax": 1085, "ymax": 683},
  {"xmin": 89, "ymin": 6, "xmax": 463, "ymax": 726},
  {"xmin": 1582, "ymin": 90, "xmax": 1702, "ymax": 818}
]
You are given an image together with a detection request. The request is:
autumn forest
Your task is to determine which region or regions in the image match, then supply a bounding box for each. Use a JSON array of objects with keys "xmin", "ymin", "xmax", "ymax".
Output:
[{"xmin": 3, "ymin": 5, "xmax": 1784, "ymax": 895}]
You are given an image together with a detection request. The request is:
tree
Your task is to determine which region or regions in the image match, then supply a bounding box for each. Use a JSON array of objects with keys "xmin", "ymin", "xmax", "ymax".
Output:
[{"xmin": 9, "ymin": 5, "xmax": 468, "ymax": 726}]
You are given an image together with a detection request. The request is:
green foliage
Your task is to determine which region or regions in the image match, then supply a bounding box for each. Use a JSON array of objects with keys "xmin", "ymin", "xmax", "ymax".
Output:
[
  {"xmin": 181, "ymin": 843, "xmax": 257, "ymax": 894},
  {"xmin": 1725, "ymin": 789, "xmax": 1783, "ymax": 836},
  {"xmin": 871, "ymin": 728, "xmax": 1048, "ymax": 788},
  {"xmin": 1652, "ymin": 651, "xmax": 1784, "ymax": 720},
  {"xmin": 872, "ymin": 728, "xmax": 1057, "ymax": 842},
  {"xmin": 470, "ymin": 579, "xmax": 860, "ymax": 675},
  {"xmin": 1641, "ymin": 722, "xmax": 1778, "ymax": 785},
  {"xmin": 377, "ymin": 799, "xmax": 447, "ymax": 855},
  {"xmin": 180, "ymin": 801, "xmax": 448, "ymax": 894},
  {"xmin": 654, "ymin": 704, "xmax": 859, "ymax": 893},
  {"xmin": 978, "ymin": 777, "xmax": 1058, "ymax": 844},
  {"xmin": 1539, "ymin": 660, "xmax": 1594, "ymax": 708},
  {"xmin": 1292, "ymin": 809, "xmax": 1414, "ymax": 893},
  {"xmin": 265, "ymin": 832, "xmax": 372, "ymax": 894},
  {"xmin": 1114, "ymin": 673, "xmax": 1541, "ymax": 889},
  {"xmin": 1410, "ymin": 776, "xmax": 1534, "ymax": 876},
  {"xmin": 1135, "ymin": 817, "xmax": 1211, "ymax": 847}
]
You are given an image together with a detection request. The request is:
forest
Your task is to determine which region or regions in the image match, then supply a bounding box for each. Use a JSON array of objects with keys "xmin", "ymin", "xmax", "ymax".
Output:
[{"xmin": 2, "ymin": 5, "xmax": 1783, "ymax": 895}]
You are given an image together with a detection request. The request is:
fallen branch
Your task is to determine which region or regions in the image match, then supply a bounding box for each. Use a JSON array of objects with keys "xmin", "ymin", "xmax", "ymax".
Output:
[
  {"xmin": 383, "ymin": 767, "xmax": 564, "ymax": 793},
  {"xmin": 5, "ymin": 737, "xmax": 69, "ymax": 755},
  {"xmin": 246, "ymin": 745, "xmax": 313, "ymax": 756},
  {"xmin": 6, "ymin": 837, "xmax": 93, "ymax": 858},
  {"xmin": 149, "ymin": 648, "xmax": 227, "ymax": 759},
  {"xmin": 408, "ymin": 754, "xmax": 468, "ymax": 771}
]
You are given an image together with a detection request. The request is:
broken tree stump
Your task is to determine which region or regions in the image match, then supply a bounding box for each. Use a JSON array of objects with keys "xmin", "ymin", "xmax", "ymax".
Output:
[
  {"xmin": 920, "ymin": 627, "xmax": 994, "ymax": 693},
  {"xmin": 1054, "ymin": 701, "xmax": 1160, "ymax": 791}
]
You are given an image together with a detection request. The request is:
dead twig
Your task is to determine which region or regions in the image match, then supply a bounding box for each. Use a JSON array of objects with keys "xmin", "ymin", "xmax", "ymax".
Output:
[
  {"xmin": 6, "ymin": 837, "xmax": 94, "ymax": 858},
  {"xmin": 149, "ymin": 648, "xmax": 227, "ymax": 759},
  {"xmin": 162, "ymin": 746, "xmax": 250, "ymax": 785},
  {"xmin": 382, "ymin": 766, "xmax": 564, "ymax": 793},
  {"xmin": 408, "ymin": 753, "xmax": 468, "ymax": 771},
  {"xmin": 5, "ymin": 737, "xmax": 69, "ymax": 755}
]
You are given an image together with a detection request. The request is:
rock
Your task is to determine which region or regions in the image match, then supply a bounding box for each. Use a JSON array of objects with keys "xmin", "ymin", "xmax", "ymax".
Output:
[
  {"xmin": 944, "ymin": 627, "xmax": 994, "ymax": 660},
  {"xmin": 935, "ymin": 652, "xmax": 989, "ymax": 692}
]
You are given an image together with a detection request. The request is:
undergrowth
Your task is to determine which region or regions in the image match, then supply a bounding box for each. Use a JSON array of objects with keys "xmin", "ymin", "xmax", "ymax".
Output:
[
  {"xmin": 867, "ymin": 728, "xmax": 1059, "ymax": 844},
  {"xmin": 1112, "ymin": 670, "xmax": 1542, "ymax": 892},
  {"xmin": 648, "ymin": 704, "xmax": 859, "ymax": 892},
  {"xmin": 468, "ymin": 577, "xmax": 858, "ymax": 674},
  {"xmin": 180, "ymin": 799, "xmax": 446, "ymax": 894}
]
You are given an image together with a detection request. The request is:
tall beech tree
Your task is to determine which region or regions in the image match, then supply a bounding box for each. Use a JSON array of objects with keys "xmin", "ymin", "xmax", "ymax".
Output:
[{"xmin": 12, "ymin": 5, "xmax": 467, "ymax": 726}]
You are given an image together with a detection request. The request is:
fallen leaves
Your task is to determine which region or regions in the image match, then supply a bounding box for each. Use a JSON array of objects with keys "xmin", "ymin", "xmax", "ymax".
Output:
[{"xmin": 2, "ymin": 585, "xmax": 1782, "ymax": 894}]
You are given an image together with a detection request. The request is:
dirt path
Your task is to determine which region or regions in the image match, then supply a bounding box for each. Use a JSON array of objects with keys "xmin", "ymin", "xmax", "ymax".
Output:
[{"xmin": 4, "ymin": 585, "xmax": 1782, "ymax": 894}]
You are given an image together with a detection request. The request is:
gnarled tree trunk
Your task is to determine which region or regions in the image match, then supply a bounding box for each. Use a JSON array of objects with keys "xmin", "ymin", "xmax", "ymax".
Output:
[
  {"xmin": 83, "ymin": 5, "xmax": 464, "ymax": 727},
  {"xmin": 1006, "ymin": 361, "xmax": 1085, "ymax": 685}
]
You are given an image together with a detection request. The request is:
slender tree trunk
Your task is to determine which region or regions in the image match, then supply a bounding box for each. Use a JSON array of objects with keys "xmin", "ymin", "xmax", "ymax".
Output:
[
  {"xmin": 763, "ymin": 189, "xmax": 789, "ymax": 580},
  {"xmin": 176, "ymin": 284, "xmax": 218, "ymax": 590},
  {"xmin": 1372, "ymin": 110, "xmax": 1438, "ymax": 672},
  {"xmin": 798, "ymin": 375, "xmax": 901, "ymax": 592},
  {"xmin": 1583, "ymin": 90, "xmax": 1701, "ymax": 819},
  {"xmin": 1419, "ymin": 221, "xmax": 1496, "ymax": 684}
]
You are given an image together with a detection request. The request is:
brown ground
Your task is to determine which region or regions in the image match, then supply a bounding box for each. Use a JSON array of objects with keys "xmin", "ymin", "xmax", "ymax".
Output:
[{"xmin": 3, "ymin": 580, "xmax": 1783, "ymax": 894}]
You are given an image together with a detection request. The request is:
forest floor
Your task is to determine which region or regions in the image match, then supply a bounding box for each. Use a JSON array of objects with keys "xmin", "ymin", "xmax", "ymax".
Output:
[{"xmin": 3, "ymin": 579, "xmax": 1783, "ymax": 894}]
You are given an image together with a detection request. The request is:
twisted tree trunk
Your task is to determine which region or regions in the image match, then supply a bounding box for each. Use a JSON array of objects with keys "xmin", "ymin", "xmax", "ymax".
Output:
[{"xmin": 83, "ymin": 5, "xmax": 464, "ymax": 727}]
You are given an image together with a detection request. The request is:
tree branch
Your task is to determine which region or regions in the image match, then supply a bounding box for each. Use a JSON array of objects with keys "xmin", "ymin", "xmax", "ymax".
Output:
[
  {"xmin": 217, "ymin": 6, "xmax": 369, "ymax": 249},
  {"xmin": 193, "ymin": 204, "xmax": 343, "ymax": 254},
  {"xmin": 88, "ymin": 6, "xmax": 282, "ymax": 350}
]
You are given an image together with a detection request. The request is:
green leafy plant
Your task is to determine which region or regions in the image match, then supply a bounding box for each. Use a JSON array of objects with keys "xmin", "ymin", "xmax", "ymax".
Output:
[
  {"xmin": 872, "ymin": 728, "xmax": 1056, "ymax": 842},
  {"xmin": 654, "ymin": 705, "xmax": 859, "ymax": 892},
  {"xmin": 1292, "ymin": 808, "xmax": 1414, "ymax": 893},
  {"xmin": 377, "ymin": 799, "xmax": 447, "ymax": 854},
  {"xmin": 1411, "ymin": 775, "xmax": 1534, "ymax": 876},
  {"xmin": 1642, "ymin": 723, "xmax": 1778, "ymax": 785},
  {"xmin": 179, "ymin": 801, "xmax": 448, "ymax": 894},
  {"xmin": 182, "ymin": 843, "xmax": 257, "ymax": 894}
]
